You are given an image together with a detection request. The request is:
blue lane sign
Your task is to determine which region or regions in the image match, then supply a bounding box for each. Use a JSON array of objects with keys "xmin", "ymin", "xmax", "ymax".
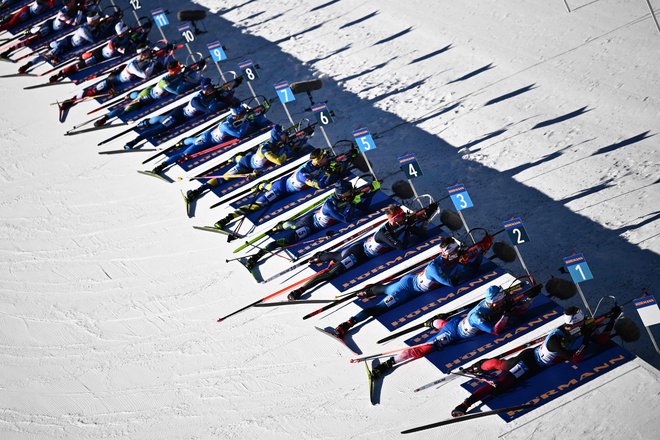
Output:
[
  {"xmin": 447, "ymin": 183, "xmax": 473, "ymax": 211},
  {"xmin": 563, "ymin": 253, "xmax": 593, "ymax": 283},
  {"xmin": 151, "ymin": 8, "xmax": 169, "ymax": 28},
  {"xmin": 274, "ymin": 81, "xmax": 295, "ymax": 104},
  {"xmin": 503, "ymin": 217, "xmax": 530, "ymax": 245},
  {"xmin": 353, "ymin": 128, "xmax": 376, "ymax": 152},
  {"xmin": 238, "ymin": 59, "xmax": 258, "ymax": 81},
  {"xmin": 398, "ymin": 153, "xmax": 423, "ymax": 179},
  {"xmin": 312, "ymin": 103, "xmax": 333, "ymax": 125},
  {"xmin": 207, "ymin": 41, "xmax": 226, "ymax": 62}
]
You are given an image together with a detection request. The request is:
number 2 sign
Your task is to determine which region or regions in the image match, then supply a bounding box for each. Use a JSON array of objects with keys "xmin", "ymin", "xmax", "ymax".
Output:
[{"xmin": 503, "ymin": 217, "xmax": 530, "ymax": 245}]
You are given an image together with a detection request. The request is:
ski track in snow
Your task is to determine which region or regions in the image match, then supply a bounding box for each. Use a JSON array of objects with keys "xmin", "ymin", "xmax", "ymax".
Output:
[{"xmin": 0, "ymin": 0, "xmax": 658, "ymax": 439}]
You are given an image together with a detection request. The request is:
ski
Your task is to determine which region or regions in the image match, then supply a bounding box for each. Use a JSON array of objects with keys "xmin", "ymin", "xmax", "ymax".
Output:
[
  {"xmin": 216, "ymin": 268, "xmax": 331, "ymax": 323},
  {"xmin": 97, "ymin": 124, "xmax": 136, "ymax": 146},
  {"xmin": 253, "ymin": 299, "xmax": 334, "ymax": 307},
  {"xmin": 23, "ymin": 79, "xmax": 72, "ymax": 89},
  {"xmin": 58, "ymin": 100, "xmax": 70, "ymax": 124},
  {"xmin": 1, "ymin": 72, "xmax": 37, "ymax": 78},
  {"xmin": 401, "ymin": 404, "xmax": 535, "ymax": 433},
  {"xmin": 181, "ymin": 190, "xmax": 194, "ymax": 218},
  {"xmin": 413, "ymin": 373, "xmax": 459, "ymax": 392},
  {"xmin": 365, "ymin": 361, "xmax": 376, "ymax": 405},
  {"xmin": 97, "ymin": 148, "xmax": 157, "ymax": 155},
  {"xmin": 314, "ymin": 326, "xmax": 357, "ymax": 355},
  {"xmin": 65, "ymin": 122, "xmax": 127, "ymax": 136},
  {"xmin": 137, "ymin": 170, "xmax": 174, "ymax": 183},
  {"xmin": 193, "ymin": 225, "xmax": 240, "ymax": 240}
]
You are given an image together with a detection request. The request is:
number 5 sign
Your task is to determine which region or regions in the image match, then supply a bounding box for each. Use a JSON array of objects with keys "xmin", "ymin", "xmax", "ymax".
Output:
[
  {"xmin": 503, "ymin": 218, "xmax": 530, "ymax": 245},
  {"xmin": 447, "ymin": 183, "xmax": 473, "ymax": 211},
  {"xmin": 353, "ymin": 128, "xmax": 376, "ymax": 152},
  {"xmin": 563, "ymin": 253, "xmax": 594, "ymax": 283},
  {"xmin": 398, "ymin": 153, "xmax": 423, "ymax": 179}
]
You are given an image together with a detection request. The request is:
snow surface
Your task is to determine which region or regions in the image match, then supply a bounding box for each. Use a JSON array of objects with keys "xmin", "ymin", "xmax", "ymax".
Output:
[{"xmin": 1, "ymin": 0, "xmax": 659, "ymax": 438}]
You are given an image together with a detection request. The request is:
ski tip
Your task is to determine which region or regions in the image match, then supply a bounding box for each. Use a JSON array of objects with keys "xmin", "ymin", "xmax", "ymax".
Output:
[{"xmin": 216, "ymin": 318, "xmax": 224, "ymax": 323}]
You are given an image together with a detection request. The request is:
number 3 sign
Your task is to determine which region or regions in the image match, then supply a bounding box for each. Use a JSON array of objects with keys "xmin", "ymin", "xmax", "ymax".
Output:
[{"xmin": 447, "ymin": 183, "xmax": 473, "ymax": 211}]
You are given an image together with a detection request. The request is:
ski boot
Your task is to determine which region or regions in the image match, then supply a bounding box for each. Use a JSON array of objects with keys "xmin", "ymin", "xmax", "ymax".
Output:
[
  {"xmin": 371, "ymin": 358, "xmax": 395, "ymax": 379},
  {"xmin": 332, "ymin": 318, "xmax": 356, "ymax": 339},
  {"xmin": 186, "ymin": 188, "xmax": 202, "ymax": 203},
  {"xmin": 287, "ymin": 288, "xmax": 304, "ymax": 301},
  {"xmin": 451, "ymin": 402, "xmax": 469, "ymax": 418},
  {"xmin": 94, "ymin": 115, "xmax": 109, "ymax": 127},
  {"xmin": 124, "ymin": 138, "xmax": 140, "ymax": 150},
  {"xmin": 49, "ymin": 73, "xmax": 62, "ymax": 83},
  {"xmin": 214, "ymin": 215, "xmax": 233, "ymax": 230},
  {"xmin": 151, "ymin": 163, "xmax": 167, "ymax": 175},
  {"xmin": 245, "ymin": 250, "xmax": 266, "ymax": 271},
  {"xmin": 17, "ymin": 61, "xmax": 33, "ymax": 74}
]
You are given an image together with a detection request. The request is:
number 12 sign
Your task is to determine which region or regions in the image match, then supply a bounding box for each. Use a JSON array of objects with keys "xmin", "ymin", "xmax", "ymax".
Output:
[
  {"xmin": 564, "ymin": 253, "xmax": 594, "ymax": 283},
  {"xmin": 447, "ymin": 183, "xmax": 473, "ymax": 211}
]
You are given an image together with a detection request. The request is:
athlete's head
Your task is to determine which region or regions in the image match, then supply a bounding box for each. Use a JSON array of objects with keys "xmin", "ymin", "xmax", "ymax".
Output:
[
  {"xmin": 310, "ymin": 148, "xmax": 330, "ymax": 167},
  {"xmin": 485, "ymin": 285, "xmax": 506, "ymax": 307},
  {"xmin": 563, "ymin": 306, "xmax": 585, "ymax": 330},
  {"xmin": 114, "ymin": 21, "xmax": 128, "ymax": 37},
  {"xmin": 333, "ymin": 180, "xmax": 354, "ymax": 201},
  {"xmin": 136, "ymin": 44, "xmax": 150, "ymax": 59},
  {"xmin": 438, "ymin": 236, "xmax": 461, "ymax": 261},
  {"xmin": 269, "ymin": 124, "xmax": 287, "ymax": 144},
  {"xmin": 167, "ymin": 60, "xmax": 182, "ymax": 75},
  {"xmin": 386, "ymin": 205, "xmax": 406, "ymax": 226},
  {"xmin": 200, "ymin": 77, "xmax": 214, "ymax": 94},
  {"xmin": 86, "ymin": 11, "xmax": 100, "ymax": 25}
]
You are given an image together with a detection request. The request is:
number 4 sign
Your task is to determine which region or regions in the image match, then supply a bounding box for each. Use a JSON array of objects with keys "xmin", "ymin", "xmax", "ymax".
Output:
[
  {"xmin": 274, "ymin": 81, "xmax": 295, "ymax": 104},
  {"xmin": 503, "ymin": 218, "xmax": 530, "ymax": 245},
  {"xmin": 563, "ymin": 253, "xmax": 594, "ymax": 283},
  {"xmin": 447, "ymin": 183, "xmax": 473, "ymax": 211},
  {"xmin": 353, "ymin": 128, "xmax": 376, "ymax": 152},
  {"xmin": 398, "ymin": 153, "xmax": 423, "ymax": 179}
]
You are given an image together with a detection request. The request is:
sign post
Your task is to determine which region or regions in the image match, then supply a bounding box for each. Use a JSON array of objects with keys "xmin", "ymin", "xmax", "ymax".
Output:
[
  {"xmin": 238, "ymin": 59, "xmax": 260, "ymax": 103},
  {"xmin": 207, "ymin": 41, "xmax": 227, "ymax": 82},
  {"xmin": 398, "ymin": 153, "xmax": 424, "ymax": 208},
  {"xmin": 150, "ymin": 8, "xmax": 169, "ymax": 41},
  {"xmin": 634, "ymin": 295, "xmax": 660, "ymax": 354},
  {"xmin": 563, "ymin": 253, "xmax": 594, "ymax": 315},
  {"xmin": 274, "ymin": 81, "xmax": 296, "ymax": 125},
  {"xmin": 352, "ymin": 127, "xmax": 378, "ymax": 179},
  {"xmin": 503, "ymin": 217, "xmax": 532, "ymax": 277},
  {"xmin": 447, "ymin": 183, "xmax": 475, "ymax": 243}
]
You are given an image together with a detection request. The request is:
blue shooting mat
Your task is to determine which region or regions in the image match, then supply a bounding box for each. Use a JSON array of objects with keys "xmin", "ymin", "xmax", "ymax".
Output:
[
  {"xmin": 406, "ymin": 294, "xmax": 563, "ymax": 372},
  {"xmin": 109, "ymin": 84, "xmax": 202, "ymax": 123},
  {"xmin": 460, "ymin": 341, "xmax": 635, "ymax": 421},
  {"xmin": 141, "ymin": 106, "xmax": 232, "ymax": 147},
  {"xmin": 68, "ymin": 55, "xmax": 131, "ymax": 84}
]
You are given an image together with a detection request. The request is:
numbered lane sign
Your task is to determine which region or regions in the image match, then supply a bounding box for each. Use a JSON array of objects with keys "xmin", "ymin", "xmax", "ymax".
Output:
[
  {"xmin": 151, "ymin": 8, "xmax": 169, "ymax": 28},
  {"xmin": 398, "ymin": 153, "xmax": 423, "ymax": 179},
  {"xmin": 447, "ymin": 183, "xmax": 473, "ymax": 211},
  {"xmin": 312, "ymin": 103, "xmax": 333, "ymax": 125},
  {"xmin": 563, "ymin": 253, "xmax": 594, "ymax": 283},
  {"xmin": 274, "ymin": 81, "xmax": 295, "ymax": 104},
  {"xmin": 503, "ymin": 217, "xmax": 530, "ymax": 245},
  {"xmin": 238, "ymin": 60, "xmax": 258, "ymax": 81},
  {"xmin": 207, "ymin": 41, "xmax": 226, "ymax": 62},
  {"xmin": 178, "ymin": 24, "xmax": 195, "ymax": 43},
  {"xmin": 635, "ymin": 295, "xmax": 660, "ymax": 327},
  {"xmin": 353, "ymin": 128, "xmax": 376, "ymax": 152},
  {"xmin": 130, "ymin": 0, "xmax": 141, "ymax": 10}
]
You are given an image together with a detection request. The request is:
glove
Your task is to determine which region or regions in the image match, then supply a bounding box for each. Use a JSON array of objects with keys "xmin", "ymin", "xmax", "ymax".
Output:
[
  {"xmin": 493, "ymin": 314, "xmax": 509, "ymax": 335},
  {"xmin": 352, "ymin": 194, "xmax": 362, "ymax": 204},
  {"xmin": 572, "ymin": 348, "xmax": 586, "ymax": 364},
  {"xmin": 357, "ymin": 287, "xmax": 377, "ymax": 299},
  {"xmin": 480, "ymin": 234, "xmax": 494, "ymax": 251},
  {"xmin": 370, "ymin": 180, "xmax": 381, "ymax": 191},
  {"xmin": 425, "ymin": 202, "xmax": 439, "ymax": 217}
]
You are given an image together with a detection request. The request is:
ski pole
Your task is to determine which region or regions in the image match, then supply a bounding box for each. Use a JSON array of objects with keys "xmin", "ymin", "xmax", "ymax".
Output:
[
  {"xmin": 349, "ymin": 342, "xmax": 432, "ymax": 364},
  {"xmin": 177, "ymin": 173, "xmax": 256, "ymax": 181}
]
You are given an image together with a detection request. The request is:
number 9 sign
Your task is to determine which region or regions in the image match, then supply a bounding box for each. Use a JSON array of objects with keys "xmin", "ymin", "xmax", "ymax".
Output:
[
  {"xmin": 207, "ymin": 41, "xmax": 226, "ymax": 62},
  {"xmin": 447, "ymin": 183, "xmax": 473, "ymax": 211}
]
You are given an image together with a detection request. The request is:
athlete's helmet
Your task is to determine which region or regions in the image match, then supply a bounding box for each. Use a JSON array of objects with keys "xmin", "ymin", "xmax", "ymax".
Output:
[
  {"xmin": 269, "ymin": 124, "xmax": 285, "ymax": 144},
  {"xmin": 563, "ymin": 306, "xmax": 585, "ymax": 327},
  {"xmin": 167, "ymin": 60, "xmax": 182, "ymax": 75},
  {"xmin": 114, "ymin": 21, "xmax": 128, "ymax": 36},
  {"xmin": 86, "ymin": 12, "xmax": 100, "ymax": 25},
  {"xmin": 438, "ymin": 237, "xmax": 461, "ymax": 261},
  {"xmin": 200, "ymin": 77, "xmax": 214, "ymax": 92},
  {"xmin": 334, "ymin": 180, "xmax": 353, "ymax": 200},
  {"xmin": 485, "ymin": 285, "xmax": 506, "ymax": 306},
  {"xmin": 386, "ymin": 205, "xmax": 405, "ymax": 225}
]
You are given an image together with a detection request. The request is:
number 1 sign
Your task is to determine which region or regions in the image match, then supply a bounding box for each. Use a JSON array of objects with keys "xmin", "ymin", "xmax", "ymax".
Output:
[{"xmin": 563, "ymin": 253, "xmax": 594, "ymax": 283}]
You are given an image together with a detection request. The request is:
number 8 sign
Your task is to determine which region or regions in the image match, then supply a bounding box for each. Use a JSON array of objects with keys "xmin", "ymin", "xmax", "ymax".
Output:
[
  {"xmin": 238, "ymin": 60, "xmax": 258, "ymax": 81},
  {"xmin": 563, "ymin": 253, "xmax": 594, "ymax": 283},
  {"xmin": 503, "ymin": 217, "xmax": 530, "ymax": 245},
  {"xmin": 447, "ymin": 183, "xmax": 473, "ymax": 211}
]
